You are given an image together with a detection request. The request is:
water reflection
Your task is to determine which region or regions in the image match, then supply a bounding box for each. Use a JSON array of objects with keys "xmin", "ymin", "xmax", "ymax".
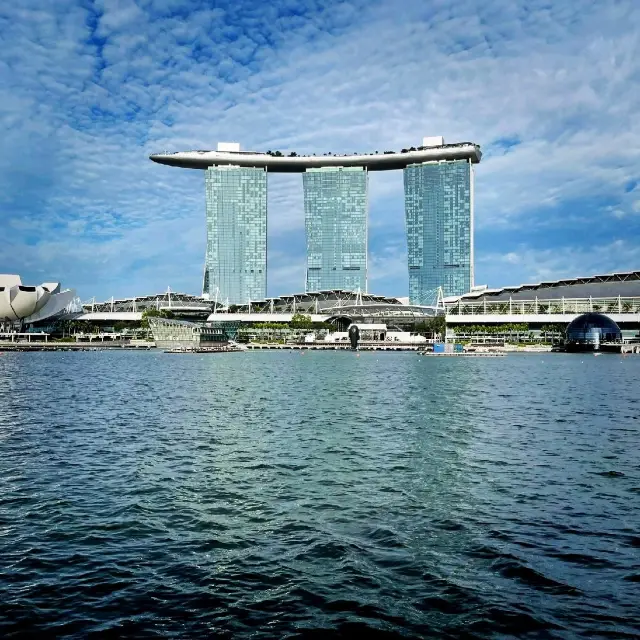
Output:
[{"xmin": 0, "ymin": 351, "xmax": 638, "ymax": 637}]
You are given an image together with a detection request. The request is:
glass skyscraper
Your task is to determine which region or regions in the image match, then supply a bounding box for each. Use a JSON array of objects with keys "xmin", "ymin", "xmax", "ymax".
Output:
[
  {"xmin": 203, "ymin": 166, "xmax": 267, "ymax": 305},
  {"xmin": 303, "ymin": 167, "xmax": 368, "ymax": 292},
  {"xmin": 403, "ymin": 159, "xmax": 473, "ymax": 302}
]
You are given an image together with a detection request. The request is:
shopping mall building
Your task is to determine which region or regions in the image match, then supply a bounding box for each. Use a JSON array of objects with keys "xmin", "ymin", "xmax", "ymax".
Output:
[{"xmin": 443, "ymin": 270, "xmax": 640, "ymax": 341}]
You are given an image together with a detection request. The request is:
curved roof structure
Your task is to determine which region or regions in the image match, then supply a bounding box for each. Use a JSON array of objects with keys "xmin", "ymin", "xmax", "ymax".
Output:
[
  {"xmin": 445, "ymin": 270, "xmax": 640, "ymax": 303},
  {"xmin": 566, "ymin": 312, "xmax": 622, "ymax": 334},
  {"xmin": 223, "ymin": 289, "xmax": 402, "ymax": 314},
  {"xmin": 205, "ymin": 289, "xmax": 440, "ymax": 323},
  {"xmin": 150, "ymin": 142, "xmax": 481, "ymax": 173},
  {"xmin": 81, "ymin": 291, "xmax": 216, "ymax": 314},
  {"xmin": 566, "ymin": 312, "xmax": 623, "ymax": 349}
]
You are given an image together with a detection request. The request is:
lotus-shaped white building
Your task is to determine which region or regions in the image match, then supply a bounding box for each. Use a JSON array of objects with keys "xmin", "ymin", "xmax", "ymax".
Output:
[{"xmin": 0, "ymin": 274, "xmax": 77, "ymax": 327}]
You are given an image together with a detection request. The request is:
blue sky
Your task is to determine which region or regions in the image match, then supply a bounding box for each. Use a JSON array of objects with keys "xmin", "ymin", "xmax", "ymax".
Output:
[{"xmin": 1, "ymin": 0, "xmax": 639, "ymax": 301}]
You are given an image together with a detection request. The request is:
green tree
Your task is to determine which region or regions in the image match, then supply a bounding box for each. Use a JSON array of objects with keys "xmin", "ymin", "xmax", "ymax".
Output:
[
  {"xmin": 427, "ymin": 315, "xmax": 446, "ymax": 336},
  {"xmin": 141, "ymin": 307, "xmax": 174, "ymax": 328},
  {"xmin": 290, "ymin": 313, "xmax": 313, "ymax": 329}
]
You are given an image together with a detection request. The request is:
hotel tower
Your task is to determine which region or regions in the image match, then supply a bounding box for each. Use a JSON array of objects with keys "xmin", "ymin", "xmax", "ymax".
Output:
[{"xmin": 150, "ymin": 136, "xmax": 480, "ymax": 305}]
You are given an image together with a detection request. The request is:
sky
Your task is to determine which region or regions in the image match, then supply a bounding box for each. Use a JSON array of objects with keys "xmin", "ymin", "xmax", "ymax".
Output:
[{"xmin": 0, "ymin": 0, "xmax": 639, "ymax": 302}]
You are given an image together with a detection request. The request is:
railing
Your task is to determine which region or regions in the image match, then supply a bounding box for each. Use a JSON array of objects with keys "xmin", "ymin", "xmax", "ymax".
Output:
[{"xmin": 446, "ymin": 296, "xmax": 640, "ymax": 316}]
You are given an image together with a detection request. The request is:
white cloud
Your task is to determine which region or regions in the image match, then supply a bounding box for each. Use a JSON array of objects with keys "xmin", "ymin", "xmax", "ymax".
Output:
[
  {"xmin": 478, "ymin": 240, "xmax": 640, "ymax": 288},
  {"xmin": 0, "ymin": 0, "xmax": 639, "ymax": 299}
]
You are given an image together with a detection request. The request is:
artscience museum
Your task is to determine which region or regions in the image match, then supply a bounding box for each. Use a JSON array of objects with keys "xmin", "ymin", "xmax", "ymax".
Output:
[{"xmin": 0, "ymin": 274, "xmax": 77, "ymax": 331}]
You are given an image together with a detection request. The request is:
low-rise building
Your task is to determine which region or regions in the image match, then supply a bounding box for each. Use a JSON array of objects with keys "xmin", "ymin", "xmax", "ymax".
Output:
[
  {"xmin": 148, "ymin": 317, "xmax": 227, "ymax": 350},
  {"xmin": 444, "ymin": 270, "xmax": 640, "ymax": 342}
]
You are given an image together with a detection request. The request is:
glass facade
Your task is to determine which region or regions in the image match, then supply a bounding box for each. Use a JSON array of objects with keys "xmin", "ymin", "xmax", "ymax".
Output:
[
  {"xmin": 303, "ymin": 167, "xmax": 368, "ymax": 292},
  {"xmin": 148, "ymin": 317, "xmax": 226, "ymax": 350},
  {"xmin": 565, "ymin": 313, "xmax": 622, "ymax": 351},
  {"xmin": 203, "ymin": 166, "xmax": 267, "ymax": 305},
  {"xmin": 404, "ymin": 160, "xmax": 473, "ymax": 303}
]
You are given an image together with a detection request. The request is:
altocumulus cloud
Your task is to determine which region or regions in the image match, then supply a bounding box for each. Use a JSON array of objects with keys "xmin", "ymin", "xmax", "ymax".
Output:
[{"xmin": 0, "ymin": 0, "xmax": 639, "ymax": 299}]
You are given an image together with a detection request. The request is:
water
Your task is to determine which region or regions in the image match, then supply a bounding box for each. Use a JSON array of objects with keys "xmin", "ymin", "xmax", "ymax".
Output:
[{"xmin": 0, "ymin": 351, "xmax": 638, "ymax": 638}]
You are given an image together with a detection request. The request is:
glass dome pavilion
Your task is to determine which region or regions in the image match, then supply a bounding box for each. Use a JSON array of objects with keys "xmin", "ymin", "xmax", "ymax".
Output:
[{"xmin": 564, "ymin": 313, "xmax": 622, "ymax": 351}]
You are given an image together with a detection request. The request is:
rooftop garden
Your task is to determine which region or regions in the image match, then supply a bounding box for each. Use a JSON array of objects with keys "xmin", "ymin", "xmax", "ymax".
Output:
[{"xmin": 259, "ymin": 143, "xmax": 476, "ymax": 158}]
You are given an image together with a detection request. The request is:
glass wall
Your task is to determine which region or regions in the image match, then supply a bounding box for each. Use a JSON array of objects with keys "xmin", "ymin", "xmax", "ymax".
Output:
[
  {"xmin": 303, "ymin": 167, "xmax": 368, "ymax": 292},
  {"xmin": 204, "ymin": 166, "xmax": 267, "ymax": 305},
  {"xmin": 565, "ymin": 313, "xmax": 622, "ymax": 351},
  {"xmin": 404, "ymin": 160, "xmax": 473, "ymax": 302},
  {"xmin": 149, "ymin": 317, "xmax": 226, "ymax": 350}
]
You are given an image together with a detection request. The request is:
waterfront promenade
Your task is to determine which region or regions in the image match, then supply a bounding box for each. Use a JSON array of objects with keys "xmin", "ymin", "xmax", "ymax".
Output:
[
  {"xmin": 245, "ymin": 342, "xmax": 424, "ymax": 351},
  {"xmin": 0, "ymin": 340, "xmax": 153, "ymax": 351}
]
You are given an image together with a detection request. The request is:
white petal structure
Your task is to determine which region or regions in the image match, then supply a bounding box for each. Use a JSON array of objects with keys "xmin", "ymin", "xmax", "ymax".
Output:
[
  {"xmin": 9, "ymin": 286, "xmax": 51, "ymax": 319},
  {"xmin": 26, "ymin": 288, "xmax": 77, "ymax": 323},
  {"xmin": 0, "ymin": 275, "xmax": 76, "ymax": 323}
]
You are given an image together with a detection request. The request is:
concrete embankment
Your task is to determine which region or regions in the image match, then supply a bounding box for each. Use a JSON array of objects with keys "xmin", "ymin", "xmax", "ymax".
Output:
[
  {"xmin": 0, "ymin": 341, "xmax": 155, "ymax": 352},
  {"xmin": 245, "ymin": 343, "xmax": 423, "ymax": 351},
  {"xmin": 600, "ymin": 343, "xmax": 640, "ymax": 354}
]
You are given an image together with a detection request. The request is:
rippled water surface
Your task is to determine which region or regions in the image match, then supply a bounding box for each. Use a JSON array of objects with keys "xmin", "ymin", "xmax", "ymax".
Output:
[{"xmin": 1, "ymin": 351, "xmax": 639, "ymax": 638}]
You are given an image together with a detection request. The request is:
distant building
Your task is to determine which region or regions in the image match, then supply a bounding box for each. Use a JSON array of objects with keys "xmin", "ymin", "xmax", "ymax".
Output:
[
  {"xmin": 148, "ymin": 316, "xmax": 227, "ymax": 350},
  {"xmin": 444, "ymin": 270, "xmax": 640, "ymax": 341},
  {"xmin": 564, "ymin": 313, "xmax": 623, "ymax": 352},
  {"xmin": 404, "ymin": 159, "xmax": 474, "ymax": 302},
  {"xmin": 150, "ymin": 138, "xmax": 481, "ymax": 300},
  {"xmin": 203, "ymin": 165, "xmax": 267, "ymax": 305},
  {"xmin": 0, "ymin": 275, "xmax": 76, "ymax": 331},
  {"xmin": 303, "ymin": 167, "xmax": 368, "ymax": 292},
  {"xmin": 206, "ymin": 288, "xmax": 442, "ymax": 338}
]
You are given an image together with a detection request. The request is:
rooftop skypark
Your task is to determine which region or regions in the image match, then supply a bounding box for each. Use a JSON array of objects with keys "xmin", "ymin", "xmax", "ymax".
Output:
[{"xmin": 149, "ymin": 139, "xmax": 482, "ymax": 172}]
